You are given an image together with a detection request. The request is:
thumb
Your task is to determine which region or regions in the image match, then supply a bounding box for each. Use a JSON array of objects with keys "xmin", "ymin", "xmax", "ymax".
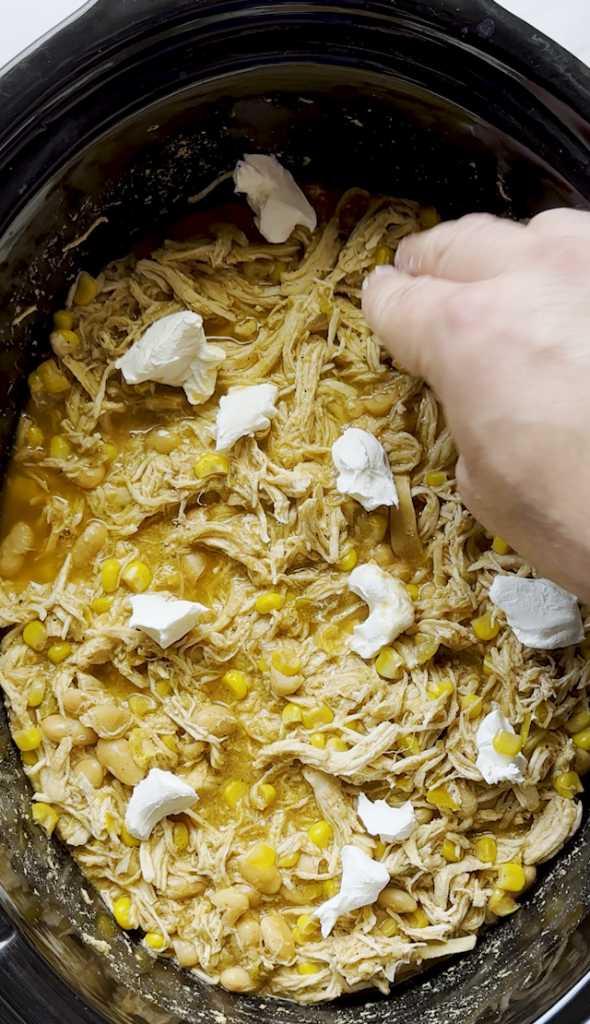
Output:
[{"xmin": 361, "ymin": 266, "xmax": 462, "ymax": 382}]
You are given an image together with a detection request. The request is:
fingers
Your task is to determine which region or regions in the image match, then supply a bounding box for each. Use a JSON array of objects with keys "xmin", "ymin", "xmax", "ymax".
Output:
[
  {"xmin": 395, "ymin": 212, "xmax": 528, "ymax": 282},
  {"xmin": 361, "ymin": 266, "xmax": 462, "ymax": 381},
  {"xmin": 529, "ymin": 207, "xmax": 590, "ymax": 237}
]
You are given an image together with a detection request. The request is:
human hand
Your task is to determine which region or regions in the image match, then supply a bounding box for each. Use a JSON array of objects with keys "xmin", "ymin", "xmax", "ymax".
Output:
[{"xmin": 362, "ymin": 209, "xmax": 590, "ymax": 602}]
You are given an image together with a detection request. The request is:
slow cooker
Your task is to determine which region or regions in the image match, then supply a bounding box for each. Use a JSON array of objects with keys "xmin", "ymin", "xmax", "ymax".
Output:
[{"xmin": 2, "ymin": 1, "xmax": 590, "ymax": 1022}]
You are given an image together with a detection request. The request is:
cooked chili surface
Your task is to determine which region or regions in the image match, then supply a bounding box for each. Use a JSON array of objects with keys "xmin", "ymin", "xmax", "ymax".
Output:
[{"xmin": 0, "ymin": 189, "xmax": 586, "ymax": 1002}]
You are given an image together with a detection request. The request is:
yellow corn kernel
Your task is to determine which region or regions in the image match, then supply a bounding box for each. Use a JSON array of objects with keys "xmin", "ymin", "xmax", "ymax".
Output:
[
  {"xmin": 296, "ymin": 914, "xmax": 320, "ymax": 938},
  {"xmin": 101, "ymin": 559, "xmax": 121, "ymax": 593},
  {"xmin": 223, "ymin": 780, "xmax": 249, "ymax": 808},
  {"xmin": 413, "ymin": 633, "xmax": 440, "ymax": 665},
  {"xmin": 104, "ymin": 813, "xmax": 117, "ymax": 832},
  {"xmin": 255, "ymin": 591, "xmax": 283, "ymax": 614},
  {"xmin": 426, "ymin": 471, "xmax": 447, "ymax": 487},
  {"xmin": 420, "ymin": 206, "xmax": 440, "ymax": 230},
  {"xmin": 441, "ymin": 838, "xmax": 460, "ymax": 862},
  {"xmin": 49, "ymin": 434, "xmax": 73, "ymax": 460},
  {"xmin": 258, "ymin": 658, "xmax": 269, "ymax": 672},
  {"xmin": 282, "ymin": 703, "xmax": 303, "ymax": 726},
  {"xmin": 459, "ymin": 694, "xmax": 483, "ymax": 719},
  {"xmin": 32, "ymin": 802, "xmax": 59, "ymax": 834},
  {"xmin": 397, "ymin": 734, "xmax": 420, "ymax": 756},
  {"xmin": 492, "ymin": 536, "xmax": 510, "ymax": 556},
  {"xmin": 121, "ymin": 560, "xmax": 152, "ymax": 594},
  {"xmin": 493, "ymin": 730, "xmax": 522, "ymax": 757},
  {"xmin": 483, "ymin": 655, "xmax": 494, "ymax": 676},
  {"xmin": 253, "ymin": 783, "xmax": 276, "ymax": 809},
  {"xmin": 34, "ymin": 360, "xmax": 70, "ymax": 395},
  {"xmin": 127, "ymin": 695, "xmax": 154, "ymax": 719},
  {"xmin": 292, "ymin": 927, "xmax": 306, "ymax": 945},
  {"xmin": 21, "ymin": 750, "xmax": 37, "ymax": 766},
  {"xmin": 155, "ymin": 681, "xmax": 172, "ymax": 698},
  {"xmin": 222, "ymin": 670, "xmax": 248, "ymax": 700},
  {"xmin": 488, "ymin": 889, "xmax": 518, "ymax": 917},
  {"xmin": 555, "ymin": 771, "xmax": 584, "ymax": 799},
  {"xmin": 472, "ymin": 611, "xmax": 500, "ymax": 641},
  {"xmin": 278, "ymin": 850, "xmax": 301, "ymax": 869},
  {"xmin": 73, "ymin": 271, "xmax": 98, "ymax": 305},
  {"xmin": 404, "ymin": 583, "xmax": 419, "ymax": 600},
  {"xmin": 27, "ymin": 679, "xmax": 46, "ymax": 708},
  {"xmin": 271, "ymin": 649, "xmax": 301, "ymax": 676},
  {"xmin": 520, "ymin": 713, "xmax": 532, "ymax": 744},
  {"xmin": 302, "ymin": 704, "xmax": 334, "ymax": 729},
  {"xmin": 426, "ymin": 784, "xmax": 460, "ymax": 812},
  {"xmin": 145, "ymin": 931, "xmax": 165, "ymax": 950},
  {"xmin": 13, "ymin": 727, "xmax": 42, "ymax": 752},
  {"xmin": 379, "ymin": 918, "xmax": 398, "ymax": 938},
  {"xmin": 474, "ymin": 836, "xmax": 497, "ymax": 863},
  {"xmin": 427, "ymin": 679, "xmax": 454, "ymax": 700},
  {"xmin": 406, "ymin": 908, "xmax": 429, "ymax": 928},
  {"xmin": 113, "ymin": 895, "xmax": 134, "ymax": 930},
  {"xmin": 54, "ymin": 328, "xmax": 80, "ymax": 350},
  {"xmin": 246, "ymin": 841, "xmax": 276, "ymax": 870},
  {"xmin": 310, "ymin": 732, "xmax": 326, "ymax": 749},
  {"xmin": 194, "ymin": 452, "xmax": 229, "ymax": 478},
  {"xmin": 567, "ymin": 710, "xmax": 590, "ymax": 734},
  {"xmin": 120, "ymin": 824, "xmax": 140, "ymax": 848},
  {"xmin": 161, "ymin": 734, "xmax": 177, "ymax": 753},
  {"xmin": 53, "ymin": 309, "xmax": 73, "ymax": 331},
  {"xmin": 173, "ymin": 822, "xmax": 190, "ymax": 851},
  {"xmin": 308, "ymin": 820, "xmax": 333, "ymax": 849},
  {"xmin": 326, "ymin": 737, "xmax": 348, "ymax": 752},
  {"xmin": 23, "ymin": 620, "xmax": 46, "ymax": 651},
  {"xmin": 47, "ymin": 642, "xmax": 72, "ymax": 665},
  {"xmin": 374, "ymin": 245, "xmax": 394, "ymax": 265},
  {"xmin": 26, "ymin": 424, "xmax": 45, "ymax": 447},
  {"xmin": 270, "ymin": 260, "xmax": 288, "ymax": 284},
  {"xmin": 497, "ymin": 863, "xmax": 526, "ymax": 892},
  {"xmin": 375, "ymin": 841, "xmax": 387, "ymax": 860},
  {"xmin": 296, "ymin": 961, "xmax": 321, "ymax": 975},
  {"xmin": 574, "ymin": 730, "xmax": 590, "ymax": 754},
  {"xmin": 375, "ymin": 647, "xmax": 405, "ymax": 681},
  {"xmin": 357, "ymin": 512, "xmax": 389, "ymax": 543},
  {"xmin": 102, "ymin": 442, "xmax": 118, "ymax": 463},
  {"xmin": 91, "ymin": 596, "xmax": 113, "ymax": 614},
  {"xmin": 322, "ymin": 879, "xmax": 338, "ymax": 899},
  {"xmin": 338, "ymin": 548, "xmax": 358, "ymax": 572}
]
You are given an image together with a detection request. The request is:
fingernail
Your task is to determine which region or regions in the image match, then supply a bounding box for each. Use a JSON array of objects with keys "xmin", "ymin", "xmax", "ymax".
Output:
[
  {"xmin": 374, "ymin": 264, "xmax": 397, "ymax": 276},
  {"xmin": 362, "ymin": 276, "xmax": 369, "ymax": 290}
]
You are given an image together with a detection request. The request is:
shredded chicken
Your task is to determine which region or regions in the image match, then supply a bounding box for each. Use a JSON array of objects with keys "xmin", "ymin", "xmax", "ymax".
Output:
[{"xmin": 0, "ymin": 187, "xmax": 587, "ymax": 1002}]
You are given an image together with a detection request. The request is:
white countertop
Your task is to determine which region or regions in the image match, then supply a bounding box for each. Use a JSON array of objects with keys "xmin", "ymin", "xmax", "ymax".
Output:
[{"xmin": 1, "ymin": 0, "xmax": 590, "ymax": 71}]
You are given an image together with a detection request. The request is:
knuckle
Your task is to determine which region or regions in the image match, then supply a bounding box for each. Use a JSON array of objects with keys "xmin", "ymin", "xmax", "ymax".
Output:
[{"xmin": 441, "ymin": 282, "xmax": 491, "ymax": 336}]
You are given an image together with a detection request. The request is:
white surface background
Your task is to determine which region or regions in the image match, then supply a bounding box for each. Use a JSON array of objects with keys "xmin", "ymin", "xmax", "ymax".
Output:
[{"xmin": 1, "ymin": 0, "xmax": 590, "ymax": 71}]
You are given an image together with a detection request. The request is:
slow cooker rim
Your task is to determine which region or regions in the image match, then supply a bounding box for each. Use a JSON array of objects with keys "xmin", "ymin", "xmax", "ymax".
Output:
[{"xmin": 2, "ymin": 3, "xmax": 590, "ymax": 1024}]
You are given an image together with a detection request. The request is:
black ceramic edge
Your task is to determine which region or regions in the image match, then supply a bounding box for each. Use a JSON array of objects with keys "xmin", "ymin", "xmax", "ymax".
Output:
[{"xmin": 1, "ymin": 0, "xmax": 590, "ymax": 139}]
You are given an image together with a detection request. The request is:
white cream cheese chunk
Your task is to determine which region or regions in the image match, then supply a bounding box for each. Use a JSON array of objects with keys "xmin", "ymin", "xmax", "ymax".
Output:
[
  {"xmin": 215, "ymin": 383, "xmax": 279, "ymax": 451},
  {"xmin": 357, "ymin": 793, "xmax": 416, "ymax": 843},
  {"xmin": 115, "ymin": 311, "xmax": 225, "ymax": 405},
  {"xmin": 348, "ymin": 563, "xmax": 415, "ymax": 659},
  {"xmin": 129, "ymin": 594, "xmax": 207, "ymax": 649},
  {"xmin": 125, "ymin": 768, "xmax": 198, "ymax": 841},
  {"xmin": 316, "ymin": 845, "xmax": 390, "ymax": 938},
  {"xmin": 476, "ymin": 706, "xmax": 527, "ymax": 785},
  {"xmin": 332, "ymin": 428, "xmax": 398, "ymax": 512},
  {"xmin": 233, "ymin": 154, "xmax": 317, "ymax": 243},
  {"xmin": 489, "ymin": 575, "xmax": 583, "ymax": 650}
]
